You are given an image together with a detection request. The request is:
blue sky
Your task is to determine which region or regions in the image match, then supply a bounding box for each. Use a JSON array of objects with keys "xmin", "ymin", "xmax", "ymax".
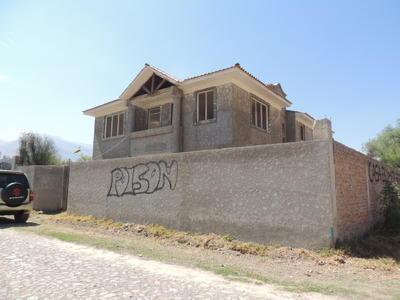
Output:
[{"xmin": 0, "ymin": 0, "xmax": 399, "ymax": 151}]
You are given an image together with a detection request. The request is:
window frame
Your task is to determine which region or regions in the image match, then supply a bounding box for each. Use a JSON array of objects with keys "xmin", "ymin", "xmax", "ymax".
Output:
[
  {"xmin": 148, "ymin": 106, "xmax": 162, "ymax": 129},
  {"xmin": 102, "ymin": 111, "xmax": 125, "ymax": 140},
  {"xmin": 196, "ymin": 89, "xmax": 215, "ymax": 123},
  {"xmin": 250, "ymin": 97, "xmax": 269, "ymax": 131}
]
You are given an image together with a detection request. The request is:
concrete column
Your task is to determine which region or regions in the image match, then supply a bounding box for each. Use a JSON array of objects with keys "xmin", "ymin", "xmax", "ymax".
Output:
[
  {"xmin": 171, "ymin": 87, "xmax": 183, "ymax": 152},
  {"xmin": 126, "ymin": 102, "xmax": 135, "ymax": 157},
  {"xmin": 314, "ymin": 118, "xmax": 333, "ymax": 140},
  {"xmin": 127, "ymin": 102, "xmax": 136, "ymax": 133}
]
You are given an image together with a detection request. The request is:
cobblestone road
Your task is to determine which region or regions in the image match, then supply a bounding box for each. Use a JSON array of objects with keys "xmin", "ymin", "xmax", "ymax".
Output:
[{"xmin": 0, "ymin": 228, "xmax": 327, "ymax": 300}]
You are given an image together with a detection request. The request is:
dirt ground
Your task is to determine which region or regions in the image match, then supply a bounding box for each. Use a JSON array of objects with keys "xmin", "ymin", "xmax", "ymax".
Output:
[{"xmin": 12, "ymin": 212, "xmax": 400, "ymax": 299}]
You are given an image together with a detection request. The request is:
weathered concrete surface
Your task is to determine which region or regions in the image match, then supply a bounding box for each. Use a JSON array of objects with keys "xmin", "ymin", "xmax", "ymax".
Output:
[
  {"xmin": 92, "ymin": 116, "xmax": 130, "ymax": 160},
  {"xmin": 232, "ymin": 84, "xmax": 285, "ymax": 146},
  {"xmin": 68, "ymin": 140, "xmax": 335, "ymax": 248},
  {"xmin": 0, "ymin": 228, "xmax": 321, "ymax": 300},
  {"xmin": 182, "ymin": 84, "xmax": 234, "ymax": 151},
  {"xmin": 285, "ymin": 111, "xmax": 313, "ymax": 143},
  {"xmin": 17, "ymin": 165, "xmax": 68, "ymax": 212}
]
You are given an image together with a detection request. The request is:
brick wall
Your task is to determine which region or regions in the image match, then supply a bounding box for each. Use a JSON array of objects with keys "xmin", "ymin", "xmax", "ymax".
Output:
[{"xmin": 333, "ymin": 141, "xmax": 400, "ymax": 240}]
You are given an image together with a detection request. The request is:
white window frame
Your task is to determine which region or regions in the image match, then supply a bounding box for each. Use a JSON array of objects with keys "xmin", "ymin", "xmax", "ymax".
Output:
[
  {"xmin": 148, "ymin": 106, "xmax": 162, "ymax": 129},
  {"xmin": 250, "ymin": 97, "xmax": 269, "ymax": 131},
  {"xmin": 103, "ymin": 112, "xmax": 125, "ymax": 139},
  {"xmin": 196, "ymin": 89, "xmax": 215, "ymax": 123}
]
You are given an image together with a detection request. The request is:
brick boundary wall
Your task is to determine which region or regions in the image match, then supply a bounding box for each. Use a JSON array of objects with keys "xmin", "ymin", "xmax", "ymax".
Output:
[{"xmin": 333, "ymin": 141, "xmax": 400, "ymax": 240}]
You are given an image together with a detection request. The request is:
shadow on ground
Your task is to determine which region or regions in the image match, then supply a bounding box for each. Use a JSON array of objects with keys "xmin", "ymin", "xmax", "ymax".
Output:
[
  {"xmin": 0, "ymin": 217, "xmax": 39, "ymax": 229},
  {"xmin": 338, "ymin": 228, "xmax": 400, "ymax": 262}
]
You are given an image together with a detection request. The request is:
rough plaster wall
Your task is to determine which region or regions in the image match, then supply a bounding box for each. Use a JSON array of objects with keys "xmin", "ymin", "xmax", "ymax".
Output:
[
  {"xmin": 333, "ymin": 142, "xmax": 400, "ymax": 240},
  {"xmin": 182, "ymin": 84, "xmax": 234, "ymax": 151},
  {"xmin": 68, "ymin": 140, "xmax": 334, "ymax": 248},
  {"xmin": 92, "ymin": 117, "xmax": 130, "ymax": 160},
  {"xmin": 232, "ymin": 84, "xmax": 284, "ymax": 147},
  {"xmin": 17, "ymin": 165, "xmax": 68, "ymax": 212},
  {"xmin": 130, "ymin": 130, "xmax": 175, "ymax": 156},
  {"xmin": 305, "ymin": 126, "xmax": 313, "ymax": 140}
]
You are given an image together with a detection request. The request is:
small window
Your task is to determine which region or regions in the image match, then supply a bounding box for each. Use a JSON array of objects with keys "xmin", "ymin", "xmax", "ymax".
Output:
[
  {"xmin": 148, "ymin": 107, "xmax": 161, "ymax": 129},
  {"xmin": 197, "ymin": 89, "xmax": 215, "ymax": 122},
  {"xmin": 103, "ymin": 112, "xmax": 125, "ymax": 139},
  {"xmin": 300, "ymin": 124, "xmax": 306, "ymax": 141},
  {"xmin": 250, "ymin": 97, "xmax": 269, "ymax": 130}
]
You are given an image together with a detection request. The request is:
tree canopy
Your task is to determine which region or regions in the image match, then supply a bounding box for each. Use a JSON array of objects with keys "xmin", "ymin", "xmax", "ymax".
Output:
[
  {"xmin": 364, "ymin": 119, "xmax": 400, "ymax": 168},
  {"xmin": 18, "ymin": 132, "xmax": 59, "ymax": 165}
]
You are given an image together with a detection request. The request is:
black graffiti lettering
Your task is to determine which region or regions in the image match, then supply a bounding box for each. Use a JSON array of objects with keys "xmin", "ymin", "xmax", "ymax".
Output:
[
  {"xmin": 107, "ymin": 160, "xmax": 178, "ymax": 197},
  {"xmin": 368, "ymin": 162, "xmax": 374, "ymax": 183},
  {"xmin": 144, "ymin": 162, "xmax": 161, "ymax": 194},
  {"xmin": 132, "ymin": 164, "xmax": 149, "ymax": 195},
  {"xmin": 158, "ymin": 160, "xmax": 178, "ymax": 190},
  {"xmin": 109, "ymin": 168, "xmax": 129, "ymax": 196},
  {"xmin": 368, "ymin": 160, "xmax": 400, "ymax": 185}
]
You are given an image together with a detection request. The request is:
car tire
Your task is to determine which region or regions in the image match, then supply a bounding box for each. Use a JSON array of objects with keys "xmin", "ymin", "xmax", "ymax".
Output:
[
  {"xmin": 14, "ymin": 212, "xmax": 29, "ymax": 223},
  {"xmin": 1, "ymin": 182, "xmax": 29, "ymax": 207}
]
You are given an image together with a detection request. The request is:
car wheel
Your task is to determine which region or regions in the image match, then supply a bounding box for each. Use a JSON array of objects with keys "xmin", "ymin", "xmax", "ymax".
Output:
[{"xmin": 14, "ymin": 212, "xmax": 29, "ymax": 223}]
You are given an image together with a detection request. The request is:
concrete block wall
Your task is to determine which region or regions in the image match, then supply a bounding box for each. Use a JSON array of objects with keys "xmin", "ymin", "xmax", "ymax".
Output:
[
  {"xmin": 68, "ymin": 140, "xmax": 336, "ymax": 248},
  {"xmin": 182, "ymin": 84, "xmax": 234, "ymax": 151},
  {"xmin": 92, "ymin": 117, "xmax": 130, "ymax": 160},
  {"xmin": 17, "ymin": 165, "xmax": 69, "ymax": 212},
  {"xmin": 232, "ymin": 84, "xmax": 285, "ymax": 146}
]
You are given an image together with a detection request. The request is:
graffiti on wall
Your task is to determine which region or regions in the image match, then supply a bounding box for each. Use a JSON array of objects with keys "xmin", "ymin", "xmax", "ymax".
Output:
[
  {"xmin": 368, "ymin": 161, "xmax": 400, "ymax": 185},
  {"xmin": 108, "ymin": 160, "xmax": 178, "ymax": 197}
]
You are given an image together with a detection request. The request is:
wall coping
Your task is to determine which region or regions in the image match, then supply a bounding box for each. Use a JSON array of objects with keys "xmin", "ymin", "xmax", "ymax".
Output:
[{"xmin": 130, "ymin": 126, "xmax": 173, "ymax": 139}]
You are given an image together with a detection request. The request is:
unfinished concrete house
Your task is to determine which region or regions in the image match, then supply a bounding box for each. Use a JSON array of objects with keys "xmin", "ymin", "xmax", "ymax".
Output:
[{"xmin": 84, "ymin": 63, "xmax": 318, "ymax": 159}]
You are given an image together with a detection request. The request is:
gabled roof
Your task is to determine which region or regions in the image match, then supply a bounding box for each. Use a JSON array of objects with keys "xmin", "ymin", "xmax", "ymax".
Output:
[
  {"xmin": 183, "ymin": 63, "xmax": 292, "ymax": 105},
  {"xmin": 119, "ymin": 64, "xmax": 180, "ymax": 100},
  {"xmin": 266, "ymin": 83, "xmax": 287, "ymax": 98},
  {"xmin": 84, "ymin": 63, "xmax": 293, "ymax": 116}
]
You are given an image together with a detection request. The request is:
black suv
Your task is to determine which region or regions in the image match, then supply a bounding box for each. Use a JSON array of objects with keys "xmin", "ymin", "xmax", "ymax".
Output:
[{"xmin": 0, "ymin": 170, "xmax": 33, "ymax": 222}]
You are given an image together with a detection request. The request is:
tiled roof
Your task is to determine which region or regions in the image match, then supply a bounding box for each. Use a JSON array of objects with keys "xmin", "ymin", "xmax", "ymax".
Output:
[
  {"xmin": 182, "ymin": 64, "xmax": 238, "ymax": 82},
  {"xmin": 86, "ymin": 63, "xmax": 292, "ymax": 114},
  {"xmin": 183, "ymin": 63, "xmax": 291, "ymax": 104}
]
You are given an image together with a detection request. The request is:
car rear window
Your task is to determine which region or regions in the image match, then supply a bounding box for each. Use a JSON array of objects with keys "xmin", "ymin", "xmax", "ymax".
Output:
[{"xmin": 0, "ymin": 173, "xmax": 30, "ymax": 189}]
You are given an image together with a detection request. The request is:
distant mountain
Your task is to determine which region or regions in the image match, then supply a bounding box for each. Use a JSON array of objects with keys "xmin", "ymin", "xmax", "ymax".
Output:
[{"xmin": 0, "ymin": 136, "xmax": 92, "ymax": 160}]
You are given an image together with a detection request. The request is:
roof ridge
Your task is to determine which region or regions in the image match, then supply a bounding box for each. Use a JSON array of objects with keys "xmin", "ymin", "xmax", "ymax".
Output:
[{"xmin": 145, "ymin": 64, "xmax": 181, "ymax": 82}]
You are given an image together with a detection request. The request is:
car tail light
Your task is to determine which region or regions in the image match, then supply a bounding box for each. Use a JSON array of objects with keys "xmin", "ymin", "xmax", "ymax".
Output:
[{"xmin": 29, "ymin": 191, "xmax": 35, "ymax": 202}]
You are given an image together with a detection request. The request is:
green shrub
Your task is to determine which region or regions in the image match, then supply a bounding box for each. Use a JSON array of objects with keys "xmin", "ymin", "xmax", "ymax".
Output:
[{"xmin": 381, "ymin": 180, "xmax": 400, "ymax": 231}]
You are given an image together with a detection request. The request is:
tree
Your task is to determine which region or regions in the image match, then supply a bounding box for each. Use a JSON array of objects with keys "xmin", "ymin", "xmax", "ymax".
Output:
[
  {"xmin": 18, "ymin": 132, "xmax": 59, "ymax": 165},
  {"xmin": 363, "ymin": 119, "xmax": 400, "ymax": 168},
  {"xmin": 77, "ymin": 153, "xmax": 91, "ymax": 162}
]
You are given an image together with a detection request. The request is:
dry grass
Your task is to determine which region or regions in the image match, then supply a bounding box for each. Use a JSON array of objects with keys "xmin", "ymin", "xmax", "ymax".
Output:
[
  {"xmin": 38, "ymin": 212, "xmax": 385, "ymax": 268},
  {"xmin": 39, "ymin": 212, "xmax": 400, "ymax": 271}
]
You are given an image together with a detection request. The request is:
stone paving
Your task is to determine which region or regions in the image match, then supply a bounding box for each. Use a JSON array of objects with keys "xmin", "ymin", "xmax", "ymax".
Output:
[{"xmin": 0, "ymin": 228, "xmax": 325, "ymax": 300}]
